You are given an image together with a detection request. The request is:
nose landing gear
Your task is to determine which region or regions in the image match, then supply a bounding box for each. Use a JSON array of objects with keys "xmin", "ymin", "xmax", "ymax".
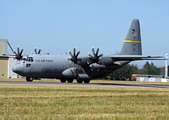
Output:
[{"xmin": 26, "ymin": 77, "xmax": 33, "ymax": 82}]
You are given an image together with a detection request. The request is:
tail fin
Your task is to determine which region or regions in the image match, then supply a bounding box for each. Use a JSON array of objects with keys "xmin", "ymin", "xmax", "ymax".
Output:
[{"xmin": 118, "ymin": 19, "xmax": 142, "ymax": 55}]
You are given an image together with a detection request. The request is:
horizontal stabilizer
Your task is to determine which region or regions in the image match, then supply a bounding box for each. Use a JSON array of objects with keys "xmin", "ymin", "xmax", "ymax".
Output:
[{"xmin": 110, "ymin": 55, "xmax": 165, "ymax": 61}]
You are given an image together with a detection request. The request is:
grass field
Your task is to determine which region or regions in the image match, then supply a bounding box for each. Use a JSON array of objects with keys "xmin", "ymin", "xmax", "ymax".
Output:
[{"xmin": 0, "ymin": 81, "xmax": 169, "ymax": 119}]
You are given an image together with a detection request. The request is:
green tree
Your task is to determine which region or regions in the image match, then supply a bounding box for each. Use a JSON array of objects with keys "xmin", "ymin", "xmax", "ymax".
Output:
[
  {"xmin": 109, "ymin": 61, "xmax": 160, "ymax": 80},
  {"xmin": 109, "ymin": 64, "xmax": 138, "ymax": 80},
  {"xmin": 137, "ymin": 61, "xmax": 160, "ymax": 75}
]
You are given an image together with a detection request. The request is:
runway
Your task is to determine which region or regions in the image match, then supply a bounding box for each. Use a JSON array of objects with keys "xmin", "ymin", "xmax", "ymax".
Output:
[{"xmin": 0, "ymin": 81, "xmax": 169, "ymax": 88}]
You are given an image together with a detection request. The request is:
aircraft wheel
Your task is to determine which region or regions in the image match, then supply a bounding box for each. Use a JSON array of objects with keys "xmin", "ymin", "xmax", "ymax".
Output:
[
  {"xmin": 60, "ymin": 79, "xmax": 66, "ymax": 83},
  {"xmin": 67, "ymin": 79, "xmax": 74, "ymax": 83},
  {"xmin": 26, "ymin": 77, "xmax": 33, "ymax": 82},
  {"xmin": 76, "ymin": 78, "xmax": 83, "ymax": 83},
  {"xmin": 84, "ymin": 79, "xmax": 90, "ymax": 83}
]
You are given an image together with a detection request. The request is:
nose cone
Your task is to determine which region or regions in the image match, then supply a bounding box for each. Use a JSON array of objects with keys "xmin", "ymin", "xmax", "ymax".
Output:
[{"xmin": 12, "ymin": 65, "xmax": 23, "ymax": 74}]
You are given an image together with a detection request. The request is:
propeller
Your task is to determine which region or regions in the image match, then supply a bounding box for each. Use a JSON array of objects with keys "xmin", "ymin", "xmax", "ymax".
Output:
[
  {"xmin": 7, "ymin": 42, "xmax": 24, "ymax": 60},
  {"xmin": 68, "ymin": 47, "xmax": 80, "ymax": 64},
  {"xmin": 88, "ymin": 47, "xmax": 103, "ymax": 64},
  {"xmin": 34, "ymin": 47, "xmax": 41, "ymax": 54}
]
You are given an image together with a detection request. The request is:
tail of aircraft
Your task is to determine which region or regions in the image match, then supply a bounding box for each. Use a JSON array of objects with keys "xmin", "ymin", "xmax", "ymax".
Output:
[{"xmin": 118, "ymin": 19, "xmax": 142, "ymax": 55}]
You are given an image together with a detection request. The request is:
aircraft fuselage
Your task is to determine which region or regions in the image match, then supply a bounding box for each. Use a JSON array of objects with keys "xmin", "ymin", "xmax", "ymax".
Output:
[{"xmin": 12, "ymin": 54, "xmax": 122, "ymax": 81}]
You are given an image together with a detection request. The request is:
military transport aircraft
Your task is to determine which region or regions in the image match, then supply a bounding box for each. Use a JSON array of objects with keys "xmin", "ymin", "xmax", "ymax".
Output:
[{"xmin": 8, "ymin": 19, "xmax": 164, "ymax": 83}]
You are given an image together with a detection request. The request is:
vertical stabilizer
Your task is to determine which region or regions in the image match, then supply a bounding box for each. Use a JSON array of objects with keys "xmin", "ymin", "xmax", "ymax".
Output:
[{"xmin": 118, "ymin": 19, "xmax": 142, "ymax": 55}]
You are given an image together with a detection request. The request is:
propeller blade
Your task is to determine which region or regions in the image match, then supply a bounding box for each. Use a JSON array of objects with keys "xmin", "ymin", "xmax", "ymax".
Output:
[
  {"xmin": 69, "ymin": 50, "xmax": 73, "ymax": 57},
  {"xmin": 13, "ymin": 50, "xmax": 16, "ymax": 55},
  {"xmin": 96, "ymin": 48, "xmax": 99, "ymax": 56},
  {"xmin": 20, "ymin": 49, "xmax": 24, "ymax": 55},
  {"xmin": 88, "ymin": 47, "xmax": 103, "ymax": 64},
  {"xmin": 7, "ymin": 42, "xmax": 17, "ymax": 55},
  {"xmin": 35, "ymin": 47, "xmax": 37, "ymax": 54},
  {"xmin": 38, "ymin": 49, "xmax": 41, "ymax": 54},
  {"xmin": 98, "ymin": 54, "xmax": 103, "ymax": 58},
  {"xmin": 73, "ymin": 47, "xmax": 76, "ymax": 56},
  {"xmin": 17, "ymin": 46, "xmax": 20, "ymax": 55},
  {"xmin": 68, "ymin": 48, "xmax": 80, "ymax": 64},
  {"xmin": 76, "ymin": 51, "xmax": 80, "ymax": 58},
  {"xmin": 87, "ymin": 61, "xmax": 91, "ymax": 65},
  {"xmin": 88, "ymin": 53, "xmax": 92, "ymax": 57},
  {"xmin": 92, "ymin": 47, "xmax": 96, "ymax": 56},
  {"xmin": 7, "ymin": 42, "xmax": 24, "ymax": 60}
]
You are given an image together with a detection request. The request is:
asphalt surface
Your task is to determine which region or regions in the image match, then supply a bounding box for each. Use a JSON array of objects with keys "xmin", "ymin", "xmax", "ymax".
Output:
[{"xmin": 0, "ymin": 81, "xmax": 169, "ymax": 88}]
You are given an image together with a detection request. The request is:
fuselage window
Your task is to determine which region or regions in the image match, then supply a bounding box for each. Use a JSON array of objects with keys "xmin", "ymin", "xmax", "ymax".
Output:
[{"xmin": 26, "ymin": 64, "xmax": 31, "ymax": 67}]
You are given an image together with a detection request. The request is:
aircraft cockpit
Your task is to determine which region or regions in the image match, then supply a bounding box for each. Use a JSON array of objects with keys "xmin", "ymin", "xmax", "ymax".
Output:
[
  {"xmin": 20, "ymin": 57, "xmax": 34, "ymax": 62},
  {"xmin": 26, "ymin": 57, "xmax": 34, "ymax": 62}
]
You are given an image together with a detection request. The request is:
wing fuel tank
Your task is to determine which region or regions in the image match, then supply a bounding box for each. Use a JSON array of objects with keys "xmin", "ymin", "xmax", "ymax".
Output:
[{"xmin": 90, "ymin": 63, "xmax": 122, "ymax": 70}]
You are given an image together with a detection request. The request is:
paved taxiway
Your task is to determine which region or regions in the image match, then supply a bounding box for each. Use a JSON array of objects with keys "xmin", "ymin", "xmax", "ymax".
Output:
[{"xmin": 0, "ymin": 81, "xmax": 169, "ymax": 88}]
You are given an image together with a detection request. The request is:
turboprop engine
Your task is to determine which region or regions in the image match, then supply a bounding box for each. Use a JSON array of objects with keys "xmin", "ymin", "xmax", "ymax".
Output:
[{"xmin": 99, "ymin": 55, "xmax": 114, "ymax": 65}]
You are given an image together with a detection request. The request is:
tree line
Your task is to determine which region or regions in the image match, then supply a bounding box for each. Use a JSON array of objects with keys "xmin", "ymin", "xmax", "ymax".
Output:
[{"xmin": 108, "ymin": 61, "xmax": 161, "ymax": 80}]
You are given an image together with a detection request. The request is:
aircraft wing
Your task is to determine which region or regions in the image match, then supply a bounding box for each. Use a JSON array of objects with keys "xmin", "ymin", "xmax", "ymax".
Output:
[{"xmin": 109, "ymin": 55, "xmax": 165, "ymax": 61}]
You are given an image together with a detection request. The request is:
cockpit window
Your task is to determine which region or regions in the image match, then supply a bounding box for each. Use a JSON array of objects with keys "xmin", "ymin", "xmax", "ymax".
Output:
[
  {"xmin": 26, "ymin": 57, "xmax": 33, "ymax": 62},
  {"xmin": 21, "ymin": 58, "xmax": 26, "ymax": 61},
  {"xmin": 21, "ymin": 57, "xmax": 34, "ymax": 62}
]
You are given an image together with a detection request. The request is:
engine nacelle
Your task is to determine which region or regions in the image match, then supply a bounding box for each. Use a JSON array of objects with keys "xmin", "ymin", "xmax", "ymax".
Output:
[
  {"xmin": 90, "ymin": 63, "xmax": 122, "ymax": 70},
  {"xmin": 89, "ymin": 64, "xmax": 106, "ymax": 69},
  {"xmin": 61, "ymin": 68, "xmax": 77, "ymax": 78},
  {"xmin": 99, "ymin": 55, "xmax": 114, "ymax": 65}
]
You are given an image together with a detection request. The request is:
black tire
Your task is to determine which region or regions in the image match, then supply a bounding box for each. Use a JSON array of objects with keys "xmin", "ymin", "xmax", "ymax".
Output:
[
  {"xmin": 60, "ymin": 79, "xmax": 66, "ymax": 83},
  {"xmin": 76, "ymin": 77, "xmax": 83, "ymax": 83},
  {"xmin": 84, "ymin": 79, "xmax": 90, "ymax": 83},
  {"xmin": 26, "ymin": 77, "xmax": 33, "ymax": 82},
  {"xmin": 67, "ymin": 79, "xmax": 74, "ymax": 83}
]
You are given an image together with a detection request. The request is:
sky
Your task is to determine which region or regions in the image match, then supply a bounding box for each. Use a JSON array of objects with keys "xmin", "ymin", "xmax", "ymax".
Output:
[{"xmin": 1, "ymin": 0, "xmax": 169, "ymax": 68}]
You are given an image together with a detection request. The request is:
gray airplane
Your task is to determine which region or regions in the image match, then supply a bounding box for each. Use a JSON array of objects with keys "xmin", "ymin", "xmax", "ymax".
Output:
[{"xmin": 8, "ymin": 19, "xmax": 163, "ymax": 83}]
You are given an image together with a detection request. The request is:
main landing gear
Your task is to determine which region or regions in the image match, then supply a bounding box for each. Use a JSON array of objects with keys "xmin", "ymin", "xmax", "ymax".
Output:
[
  {"xmin": 60, "ymin": 78, "xmax": 90, "ymax": 83},
  {"xmin": 60, "ymin": 78, "xmax": 73, "ymax": 83},
  {"xmin": 77, "ymin": 78, "xmax": 90, "ymax": 83},
  {"xmin": 60, "ymin": 79, "xmax": 74, "ymax": 83}
]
